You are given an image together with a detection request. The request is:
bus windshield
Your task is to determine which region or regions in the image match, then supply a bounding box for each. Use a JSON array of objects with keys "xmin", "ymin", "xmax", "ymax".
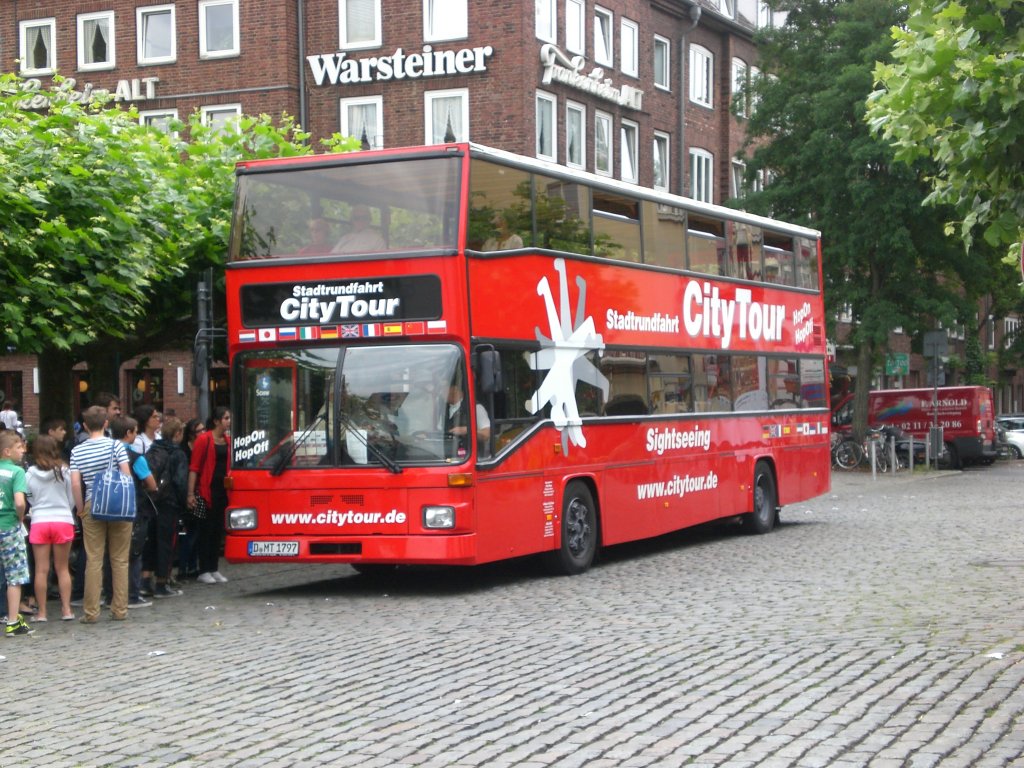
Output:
[
  {"xmin": 230, "ymin": 154, "xmax": 462, "ymax": 260},
  {"xmin": 232, "ymin": 344, "xmax": 476, "ymax": 470}
]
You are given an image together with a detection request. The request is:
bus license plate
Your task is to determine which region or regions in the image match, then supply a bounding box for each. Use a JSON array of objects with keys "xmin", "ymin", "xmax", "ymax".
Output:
[{"xmin": 248, "ymin": 541, "xmax": 299, "ymax": 557}]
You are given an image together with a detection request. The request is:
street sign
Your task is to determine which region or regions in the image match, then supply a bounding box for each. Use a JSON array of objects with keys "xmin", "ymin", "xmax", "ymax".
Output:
[
  {"xmin": 923, "ymin": 330, "xmax": 948, "ymax": 358},
  {"xmin": 885, "ymin": 353, "xmax": 910, "ymax": 376}
]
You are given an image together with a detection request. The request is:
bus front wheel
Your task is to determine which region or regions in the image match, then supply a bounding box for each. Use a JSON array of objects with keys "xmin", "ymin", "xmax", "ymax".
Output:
[
  {"xmin": 545, "ymin": 481, "xmax": 598, "ymax": 575},
  {"xmin": 743, "ymin": 463, "xmax": 778, "ymax": 535}
]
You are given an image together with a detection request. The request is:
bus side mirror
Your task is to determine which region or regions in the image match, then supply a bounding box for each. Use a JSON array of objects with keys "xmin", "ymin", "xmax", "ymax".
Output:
[{"xmin": 478, "ymin": 349, "xmax": 502, "ymax": 394}]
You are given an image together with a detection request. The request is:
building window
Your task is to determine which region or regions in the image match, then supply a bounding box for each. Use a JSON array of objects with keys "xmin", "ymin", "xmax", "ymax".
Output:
[
  {"xmin": 595, "ymin": 111, "xmax": 613, "ymax": 176},
  {"xmin": 424, "ymin": 0, "xmax": 466, "ymax": 42},
  {"xmin": 199, "ymin": 0, "xmax": 239, "ymax": 59},
  {"xmin": 689, "ymin": 44, "xmax": 713, "ymax": 108},
  {"xmin": 340, "ymin": 0, "xmax": 381, "ymax": 50},
  {"xmin": 566, "ymin": 0, "xmax": 585, "ymax": 55},
  {"xmin": 621, "ymin": 19, "xmax": 638, "ymax": 77},
  {"xmin": 719, "ymin": 0, "xmax": 736, "ymax": 18},
  {"xmin": 620, "ymin": 120, "xmax": 638, "ymax": 183},
  {"xmin": 536, "ymin": 0, "xmax": 556, "ymax": 43},
  {"xmin": 78, "ymin": 12, "xmax": 115, "ymax": 71},
  {"xmin": 425, "ymin": 88, "xmax": 468, "ymax": 144},
  {"xmin": 1005, "ymin": 318, "xmax": 1020, "ymax": 349},
  {"xmin": 653, "ymin": 132, "xmax": 670, "ymax": 191},
  {"xmin": 566, "ymin": 102, "xmax": 586, "ymax": 169},
  {"xmin": 138, "ymin": 5, "xmax": 176, "ymax": 65},
  {"xmin": 594, "ymin": 7, "xmax": 613, "ymax": 67},
  {"xmin": 732, "ymin": 58, "xmax": 748, "ymax": 117},
  {"xmin": 730, "ymin": 160, "xmax": 746, "ymax": 198},
  {"xmin": 341, "ymin": 96, "xmax": 383, "ymax": 149},
  {"xmin": 737, "ymin": 0, "xmax": 758, "ymax": 26},
  {"xmin": 19, "ymin": 19, "xmax": 56, "ymax": 75},
  {"xmin": 759, "ymin": 2, "xmax": 788, "ymax": 28},
  {"xmin": 201, "ymin": 104, "xmax": 242, "ymax": 132},
  {"xmin": 536, "ymin": 91, "xmax": 557, "ymax": 162},
  {"xmin": 654, "ymin": 35, "xmax": 670, "ymax": 91},
  {"xmin": 139, "ymin": 109, "xmax": 178, "ymax": 134},
  {"xmin": 689, "ymin": 148, "xmax": 714, "ymax": 203}
]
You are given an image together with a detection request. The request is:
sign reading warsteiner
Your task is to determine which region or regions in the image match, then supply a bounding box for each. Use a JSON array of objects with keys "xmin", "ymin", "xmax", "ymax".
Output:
[
  {"xmin": 240, "ymin": 276, "xmax": 442, "ymax": 328},
  {"xmin": 540, "ymin": 44, "xmax": 643, "ymax": 110},
  {"xmin": 307, "ymin": 45, "xmax": 494, "ymax": 86}
]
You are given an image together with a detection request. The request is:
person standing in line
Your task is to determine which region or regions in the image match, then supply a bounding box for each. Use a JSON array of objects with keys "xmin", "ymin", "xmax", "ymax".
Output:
[
  {"xmin": 187, "ymin": 407, "xmax": 231, "ymax": 584},
  {"xmin": 70, "ymin": 405, "xmax": 132, "ymax": 623},
  {"xmin": 176, "ymin": 418, "xmax": 206, "ymax": 581},
  {"xmin": 0, "ymin": 432, "xmax": 33, "ymax": 637},
  {"xmin": 112, "ymin": 417, "xmax": 155, "ymax": 609},
  {"xmin": 132, "ymin": 405, "xmax": 162, "ymax": 454},
  {"xmin": 144, "ymin": 417, "xmax": 187, "ymax": 598},
  {"xmin": 25, "ymin": 435, "xmax": 76, "ymax": 622},
  {"xmin": 0, "ymin": 401, "xmax": 22, "ymax": 434}
]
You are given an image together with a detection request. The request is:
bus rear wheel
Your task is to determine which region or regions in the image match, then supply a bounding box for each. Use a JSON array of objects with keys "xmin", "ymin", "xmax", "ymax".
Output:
[
  {"xmin": 743, "ymin": 463, "xmax": 778, "ymax": 535},
  {"xmin": 545, "ymin": 481, "xmax": 598, "ymax": 575}
]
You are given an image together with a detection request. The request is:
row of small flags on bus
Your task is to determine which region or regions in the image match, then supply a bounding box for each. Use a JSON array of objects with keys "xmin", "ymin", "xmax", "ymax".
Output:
[
  {"xmin": 762, "ymin": 422, "xmax": 828, "ymax": 439},
  {"xmin": 238, "ymin": 320, "xmax": 447, "ymax": 343}
]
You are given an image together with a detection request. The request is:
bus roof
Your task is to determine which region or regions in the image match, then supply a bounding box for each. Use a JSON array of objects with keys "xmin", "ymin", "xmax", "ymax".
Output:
[{"xmin": 236, "ymin": 142, "xmax": 821, "ymax": 241}]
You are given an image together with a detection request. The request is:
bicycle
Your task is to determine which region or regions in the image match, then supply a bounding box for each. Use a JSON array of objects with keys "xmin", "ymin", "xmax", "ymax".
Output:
[{"xmin": 831, "ymin": 432, "xmax": 863, "ymax": 470}]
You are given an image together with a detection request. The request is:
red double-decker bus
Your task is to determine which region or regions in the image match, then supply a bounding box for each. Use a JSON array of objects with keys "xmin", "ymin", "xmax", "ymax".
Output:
[{"xmin": 223, "ymin": 143, "xmax": 829, "ymax": 574}]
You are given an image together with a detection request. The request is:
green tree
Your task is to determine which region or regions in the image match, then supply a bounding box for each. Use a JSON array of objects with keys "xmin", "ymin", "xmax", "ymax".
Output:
[
  {"xmin": 736, "ymin": 0, "xmax": 971, "ymax": 438},
  {"xmin": 867, "ymin": 0, "xmax": 1024, "ymax": 255},
  {"xmin": 0, "ymin": 74, "xmax": 358, "ymax": 420}
]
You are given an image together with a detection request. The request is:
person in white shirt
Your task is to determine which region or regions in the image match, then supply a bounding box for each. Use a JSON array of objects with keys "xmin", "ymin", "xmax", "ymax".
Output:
[{"xmin": 333, "ymin": 205, "xmax": 386, "ymax": 253}]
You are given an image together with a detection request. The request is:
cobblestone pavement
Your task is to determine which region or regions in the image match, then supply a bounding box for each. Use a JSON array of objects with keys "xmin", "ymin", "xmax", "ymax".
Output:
[{"xmin": 2, "ymin": 462, "xmax": 1022, "ymax": 768}]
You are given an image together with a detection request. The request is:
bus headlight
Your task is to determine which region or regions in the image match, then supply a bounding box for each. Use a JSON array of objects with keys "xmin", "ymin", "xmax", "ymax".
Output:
[
  {"xmin": 422, "ymin": 505, "xmax": 455, "ymax": 529},
  {"xmin": 228, "ymin": 508, "xmax": 257, "ymax": 530}
]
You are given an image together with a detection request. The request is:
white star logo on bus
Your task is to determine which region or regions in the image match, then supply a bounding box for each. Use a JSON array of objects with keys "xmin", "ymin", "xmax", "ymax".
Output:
[{"xmin": 526, "ymin": 258, "xmax": 609, "ymax": 453}]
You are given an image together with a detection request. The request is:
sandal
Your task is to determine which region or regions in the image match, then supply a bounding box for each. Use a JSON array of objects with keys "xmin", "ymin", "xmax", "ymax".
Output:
[
  {"xmin": 19, "ymin": 603, "xmax": 37, "ymax": 616},
  {"xmin": 61, "ymin": 614, "xmax": 76, "ymax": 621}
]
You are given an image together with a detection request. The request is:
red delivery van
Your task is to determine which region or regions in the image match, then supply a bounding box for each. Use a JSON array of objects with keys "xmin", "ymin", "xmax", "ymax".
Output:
[{"xmin": 832, "ymin": 386, "xmax": 998, "ymax": 468}]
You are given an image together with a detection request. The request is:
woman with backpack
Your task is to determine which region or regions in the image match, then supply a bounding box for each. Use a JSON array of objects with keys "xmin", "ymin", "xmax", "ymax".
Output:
[{"xmin": 144, "ymin": 417, "xmax": 188, "ymax": 598}]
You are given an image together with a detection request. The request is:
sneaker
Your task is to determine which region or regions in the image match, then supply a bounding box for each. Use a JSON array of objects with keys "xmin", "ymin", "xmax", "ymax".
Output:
[
  {"xmin": 211, "ymin": 571, "xmax": 229, "ymax": 583},
  {"xmin": 127, "ymin": 597, "xmax": 153, "ymax": 609},
  {"xmin": 196, "ymin": 572, "xmax": 217, "ymax": 584},
  {"xmin": 153, "ymin": 584, "xmax": 183, "ymax": 599},
  {"xmin": 5, "ymin": 616, "xmax": 34, "ymax": 638},
  {"xmin": 70, "ymin": 598, "xmax": 84, "ymax": 607}
]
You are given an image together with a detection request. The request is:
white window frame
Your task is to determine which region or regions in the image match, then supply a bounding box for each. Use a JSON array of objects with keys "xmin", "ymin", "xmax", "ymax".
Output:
[
  {"xmin": 689, "ymin": 44, "xmax": 713, "ymax": 108},
  {"xmin": 594, "ymin": 7, "xmax": 614, "ymax": 68},
  {"xmin": 566, "ymin": 101, "xmax": 586, "ymax": 170},
  {"xmin": 424, "ymin": 88, "xmax": 469, "ymax": 144},
  {"xmin": 620, "ymin": 120, "xmax": 639, "ymax": 183},
  {"xmin": 654, "ymin": 35, "xmax": 671, "ymax": 91},
  {"xmin": 719, "ymin": 0, "xmax": 736, "ymax": 19},
  {"xmin": 653, "ymin": 132, "xmax": 670, "ymax": 191},
  {"xmin": 536, "ymin": 91, "xmax": 557, "ymax": 163},
  {"xmin": 424, "ymin": 0, "xmax": 467, "ymax": 42},
  {"xmin": 730, "ymin": 159, "xmax": 746, "ymax": 199},
  {"xmin": 139, "ymin": 108, "xmax": 179, "ymax": 135},
  {"xmin": 78, "ymin": 11, "xmax": 116, "ymax": 71},
  {"xmin": 137, "ymin": 4, "xmax": 177, "ymax": 65},
  {"xmin": 340, "ymin": 0, "xmax": 382, "ymax": 50},
  {"xmin": 1005, "ymin": 318, "xmax": 1020, "ymax": 350},
  {"xmin": 689, "ymin": 148, "xmax": 714, "ymax": 203},
  {"xmin": 201, "ymin": 103, "xmax": 242, "ymax": 133},
  {"xmin": 341, "ymin": 96, "xmax": 384, "ymax": 149},
  {"xmin": 731, "ymin": 58, "xmax": 748, "ymax": 117},
  {"xmin": 536, "ymin": 0, "xmax": 556, "ymax": 43},
  {"xmin": 199, "ymin": 0, "xmax": 240, "ymax": 59},
  {"xmin": 566, "ymin": 0, "xmax": 585, "ymax": 55},
  {"xmin": 620, "ymin": 19, "xmax": 639, "ymax": 78},
  {"xmin": 19, "ymin": 18, "xmax": 56, "ymax": 76},
  {"xmin": 595, "ymin": 111, "xmax": 613, "ymax": 177}
]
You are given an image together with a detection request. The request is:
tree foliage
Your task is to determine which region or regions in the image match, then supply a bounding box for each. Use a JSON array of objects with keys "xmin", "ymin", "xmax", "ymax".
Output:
[
  {"xmin": 867, "ymin": 0, "xmax": 1024, "ymax": 255},
  {"xmin": 0, "ymin": 74, "xmax": 358, "ymax": 417},
  {"xmin": 736, "ymin": 0, "xmax": 972, "ymax": 436}
]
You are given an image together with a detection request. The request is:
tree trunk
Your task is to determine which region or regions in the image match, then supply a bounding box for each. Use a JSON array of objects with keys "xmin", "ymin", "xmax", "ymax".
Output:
[
  {"xmin": 851, "ymin": 341, "xmax": 876, "ymax": 442},
  {"xmin": 38, "ymin": 347, "xmax": 76, "ymax": 425}
]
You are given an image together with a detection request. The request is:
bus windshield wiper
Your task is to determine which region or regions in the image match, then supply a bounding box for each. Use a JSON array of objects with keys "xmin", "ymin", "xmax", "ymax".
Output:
[
  {"xmin": 338, "ymin": 411, "xmax": 403, "ymax": 474},
  {"xmin": 270, "ymin": 412, "xmax": 326, "ymax": 477}
]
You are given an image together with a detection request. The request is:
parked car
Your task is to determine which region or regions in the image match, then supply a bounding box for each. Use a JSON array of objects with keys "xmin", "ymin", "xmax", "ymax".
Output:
[{"xmin": 995, "ymin": 415, "xmax": 1024, "ymax": 459}]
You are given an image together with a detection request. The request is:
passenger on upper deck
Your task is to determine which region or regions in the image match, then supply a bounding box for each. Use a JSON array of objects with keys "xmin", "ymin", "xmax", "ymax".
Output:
[
  {"xmin": 482, "ymin": 212, "xmax": 524, "ymax": 251},
  {"xmin": 333, "ymin": 205, "xmax": 386, "ymax": 253},
  {"xmin": 298, "ymin": 217, "xmax": 333, "ymax": 255}
]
